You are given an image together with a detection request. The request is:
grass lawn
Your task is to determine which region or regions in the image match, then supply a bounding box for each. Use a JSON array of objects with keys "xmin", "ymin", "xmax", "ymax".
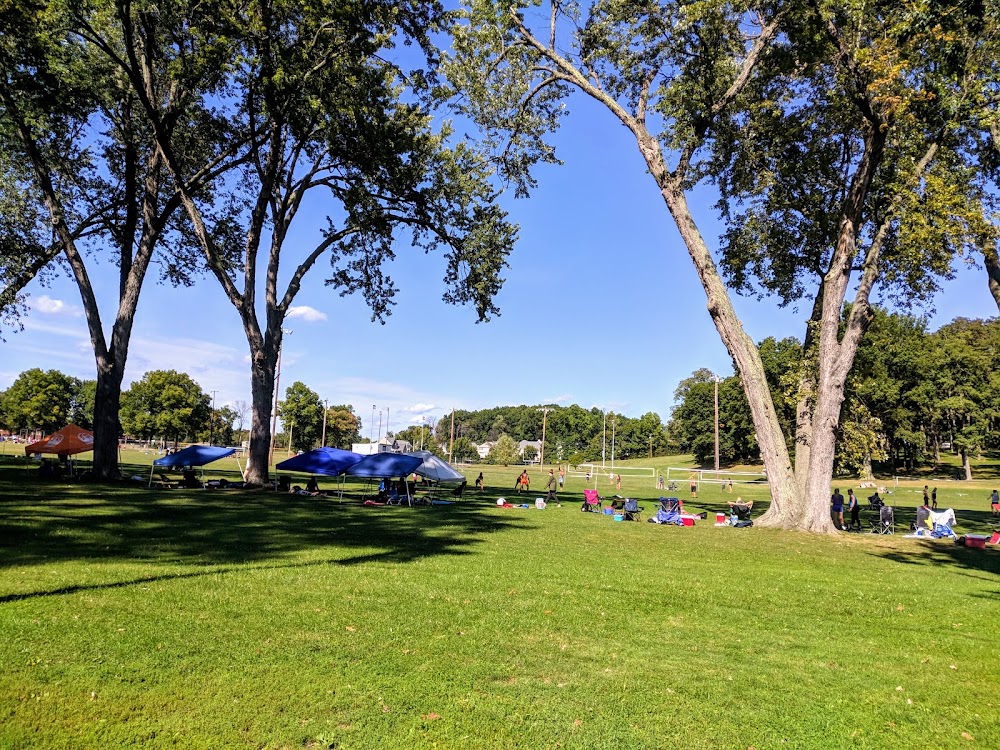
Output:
[{"xmin": 0, "ymin": 455, "xmax": 997, "ymax": 749}]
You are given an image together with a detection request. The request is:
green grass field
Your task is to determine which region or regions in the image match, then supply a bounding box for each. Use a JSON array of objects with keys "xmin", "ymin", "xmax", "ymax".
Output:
[{"xmin": 1, "ymin": 453, "xmax": 998, "ymax": 749}]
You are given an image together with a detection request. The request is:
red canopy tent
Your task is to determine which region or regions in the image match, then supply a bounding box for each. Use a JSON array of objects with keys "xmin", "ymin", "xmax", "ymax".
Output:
[{"xmin": 24, "ymin": 424, "xmax": 95, "ymax": 456}]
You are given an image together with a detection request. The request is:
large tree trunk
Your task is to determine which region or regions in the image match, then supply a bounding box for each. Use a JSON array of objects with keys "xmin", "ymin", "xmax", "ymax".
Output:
[
  {"xmin": 243, "ymin": 337, "xmax": 278, "ymax": 485},
  {"xmin": 659, "ymin": 182, "xmax": 801, "ymax": 527},
  {"xmin": 91, "ymin": 354, "xmax": 125, "ymax": 478},
  {"xmin": 984, "ymin": 239, "xmax": 1000, "ymax": 312},
  {"xmin": 962, "ymin": 449, "xmax": 972, "ymax": 481}
]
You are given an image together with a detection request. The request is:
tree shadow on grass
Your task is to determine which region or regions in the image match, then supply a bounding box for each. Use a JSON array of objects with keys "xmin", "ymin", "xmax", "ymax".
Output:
[
  {"xmin": 0, "ymin": 466, "xmax": 530, "ymax": 586},
  {"xmin": 867, "ymin": 538, "xmax": 1000, "ymax": 579}
]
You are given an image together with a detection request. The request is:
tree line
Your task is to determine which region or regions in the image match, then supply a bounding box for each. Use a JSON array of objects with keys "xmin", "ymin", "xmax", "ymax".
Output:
[
  {"xmin": 669, "ymin": 312, "xmax": 1000, "ymax": 480},
  {"xmin": 0, "ymin": 369, "xmax": 361, "ymax": 453}
]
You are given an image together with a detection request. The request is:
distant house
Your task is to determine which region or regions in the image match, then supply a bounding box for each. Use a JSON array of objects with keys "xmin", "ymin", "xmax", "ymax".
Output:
[
  {"xmin": 476, "ymin": 441, "xmax": 494, "ymax": 459},
  {"xmin": 518, "ymin": 440, "xmax": 542, "ymax": 461},
  {"xmin": 352, "ymin": 437, "xmax": 413, "ymax": 456}
]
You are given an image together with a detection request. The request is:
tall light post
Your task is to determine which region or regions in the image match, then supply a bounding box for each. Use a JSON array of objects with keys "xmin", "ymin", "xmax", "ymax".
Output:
[
  {"xmin": 713, "ymin": 373, "xmax": 721, "ymax": 474},
  {"xmin": 209, "ymin": 390, "xmax": 217, "ymax": 446},
  {"xmin": 369, "ymin": 404, "xmax": 376, "ymax": 450},
  {"xmin": 611, "ymin": 414, "xmax": 616, "ymax": 471},
  {"xmin": 602, "ymin": 408, "xmax": 607, "ymax": 469},
  {"xmin": 321, "ymin": 398, "xmax": 329, "ymax": 447},
  {"xmin": 449, "ymin": 408, "xmax": 455, "ymax": 461},
  {"xmin": 420, "ymin": 416, "xmax": 426, "ymax": 450},
  {"xmin": 537, "ymin": 406, "xmax": 551, "ymax": 467},
  {"xmin": 268, "ymin": 328, "xmax": 292, "ymax": 469}
]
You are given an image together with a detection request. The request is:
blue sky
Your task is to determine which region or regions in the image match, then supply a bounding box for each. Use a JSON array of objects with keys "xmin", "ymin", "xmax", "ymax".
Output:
[{"xmin": 2, "ymin": 93, "xmax": 997, "ymax": 436}]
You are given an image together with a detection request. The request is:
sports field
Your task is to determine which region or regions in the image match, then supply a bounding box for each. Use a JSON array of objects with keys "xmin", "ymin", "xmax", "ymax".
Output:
[{"xmin": 1, "ymin": 453, "xmax": 997, "ymax": 749}]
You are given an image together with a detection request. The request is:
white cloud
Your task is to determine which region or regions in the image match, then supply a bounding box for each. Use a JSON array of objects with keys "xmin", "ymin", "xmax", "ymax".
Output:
[
  {"xmin": 286, "ymin": 305, "xmax": 328, "ymax": 322},
  {"xmin": 33, "ymin": 295, "xmax": 80, "ymax": 316},
  {"xmin": 548, "ymin": 394, "xmax": 573, "ymax": 404},
  {"xmin": 400, "ymin": 402, "xmax": 437, "ymax": 413}
]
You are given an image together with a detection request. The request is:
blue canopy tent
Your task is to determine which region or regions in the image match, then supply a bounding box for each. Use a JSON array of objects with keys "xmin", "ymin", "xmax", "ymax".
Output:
[
  {"xmin": 275, "ymin": 447, "xmax": 363, "ymax": 495},
  {"xmin": 342, "ymin": 452, "xmax": 424, "ymax": 505},
  {"xmin": 276, "ymin": 447, "xmax": 363, "ymax": 475},
  {"xmin": 149, "ymin": 445, "xmax": 235, "ymax": 488}
]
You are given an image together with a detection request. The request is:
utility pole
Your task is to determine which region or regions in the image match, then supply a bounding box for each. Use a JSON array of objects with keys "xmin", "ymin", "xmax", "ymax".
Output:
[
  {"xmin": 537, "ymin": 407, "xmax": 552, "ymax": 467},
  {"xmin": 420, "ymin": 416, "xmax": 426, "ymax": 451},
  {"xmin": 268, "ymin": 328, "xmax": 292, "ymax": 469},
  {"xmin": 321, "ymin": 399, "xmax": 328, "ymax": 447},
  {"xmin": 210, "ymin": 390, "xmax": 217, "ymax": 446},
  {"xmin": 449, "ymin": 408, "xmax": 455, "ymax": 461},
  {"xmin": 369, "ymin": 405, "xmax": 376, "ymax": 452},
  {"xmin": 287, "ymin": 421, "xmax": 294, "ymax": 457},
  {"xmin": 714, "ymin": 374, "xmax": 720, "ymax": 474}
]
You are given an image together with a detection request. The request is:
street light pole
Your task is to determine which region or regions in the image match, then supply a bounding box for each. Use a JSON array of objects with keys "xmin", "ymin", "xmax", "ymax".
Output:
[
  {"xmin": 449, "ymin": 408, "xmax": 455, "ymax": 461},
  {"xmin": 611, "ymin": 415, "xmax": 616, "ymax": 471},
  {"xmin": 714, "ymin": 374, "xmax": 720, "ymax": 474},
  {"xmin": 602, "ymin": 409, "xmax": 607, "ymax": 469},
  {"xmin": 268, "ymin": 328, "xmax": 292, "ymax": 469},
  {"xmin": 210, "ymin": 390, "xmax": 217, "ymax": 446},
  {"xmin": 321, "ymin": 399, "xmax": 328, "ymax": 447}
]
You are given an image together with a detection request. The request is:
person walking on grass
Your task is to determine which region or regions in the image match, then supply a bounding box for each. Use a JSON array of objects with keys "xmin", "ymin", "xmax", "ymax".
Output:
[
  {"xmin": 689, "ymin": 472, "xmax": 698, "ymax": 499},
  {"xmin": 847, "ymin": 488, "xmax": 860, "ymax": 531},
  {"xmin": 831, "ymin": 487, "xmax": 845, "ymax": 530},
  {"xmin": 476, "ymin": 472, "xmax": 484, "ymax": 492},
  {"xmin": 932, "ymin": 486, "xmax": 938, "ymax": 510},
  {"xmin": 547, "ymin": 469, "xmax": 560, "ymax": 507},
  {"xmin": 558, "ymin": 467, "xmax": 565, "ymax": 489}
]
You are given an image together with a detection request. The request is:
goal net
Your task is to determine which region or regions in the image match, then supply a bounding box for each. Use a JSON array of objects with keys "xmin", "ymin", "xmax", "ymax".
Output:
[{"xmin": 662, "ymin": 467, "xmax": 768, "ymax": 488}]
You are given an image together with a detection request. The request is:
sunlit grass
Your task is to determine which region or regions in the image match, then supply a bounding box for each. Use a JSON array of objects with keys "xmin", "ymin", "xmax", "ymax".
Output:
[{"xmin": 0, "ymin": 458, "xmax": 997, "ymax": 749}]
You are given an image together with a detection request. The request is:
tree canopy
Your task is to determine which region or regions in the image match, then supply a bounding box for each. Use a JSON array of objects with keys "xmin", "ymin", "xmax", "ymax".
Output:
[
  {"xmin": 444, "ymin": 0, "xmax": 998, "ymax": 531},
  {"xmin": 119, "ymin": 370, "xmax": 211, "ymax": 444}
]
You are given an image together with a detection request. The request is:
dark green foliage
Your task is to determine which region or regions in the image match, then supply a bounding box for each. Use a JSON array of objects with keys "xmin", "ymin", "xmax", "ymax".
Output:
[
  {"xmin": 277, "ymin": 382, "xmax": 324, "ymax": 453},
  {"xmin": 0, "ymin": 368, "xmax": 79, "ymax": 433},
  {"xmin": 119, "ymin": 370, "xmax": 211, "ymax": 443},
  {"xmin": 434, "ymin": 404, "xmax": 666, "ymax": 463}
]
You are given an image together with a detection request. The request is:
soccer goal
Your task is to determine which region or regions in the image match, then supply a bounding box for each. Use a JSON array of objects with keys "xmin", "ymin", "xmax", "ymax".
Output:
[
  {"xmin": 664, "ymin": 467, "xmax": 768, "ymax": 487},
  {"xmin": 567, "ymin": 464, "xmax": 658, "ymax": 486}
]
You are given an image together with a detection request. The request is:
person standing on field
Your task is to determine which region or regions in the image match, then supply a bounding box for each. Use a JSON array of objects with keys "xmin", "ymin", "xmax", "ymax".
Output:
[
  {"xmin": 847, "ymin": 488, "xmax": 860, "ymax": 531},
  {"xmin": 831, "ymin": 487, "xmax": 845, "ymax": 530},
  {"xmin": 547, "ymin": 469, "xmax": 559, "ymax": 506}
]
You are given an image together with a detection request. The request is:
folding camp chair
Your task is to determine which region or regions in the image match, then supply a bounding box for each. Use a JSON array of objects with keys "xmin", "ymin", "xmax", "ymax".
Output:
[
  {"xmin": 650, "ymin": 497, "xmax": 683, "ymax": 525},
  {"xmin": 911, "ymin": 505, "xmax": 931, "ymax": 533},
  {"xmin": 623, "ymin": 497, "xmax": 643, "ymax": 521},
  {"xmin": 870, "ymin": 505, "xmax": 894, "ymax": 534},
  {"xmin": 581, "ymin": 489, "xmax": 602, "ymax": 512}
]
